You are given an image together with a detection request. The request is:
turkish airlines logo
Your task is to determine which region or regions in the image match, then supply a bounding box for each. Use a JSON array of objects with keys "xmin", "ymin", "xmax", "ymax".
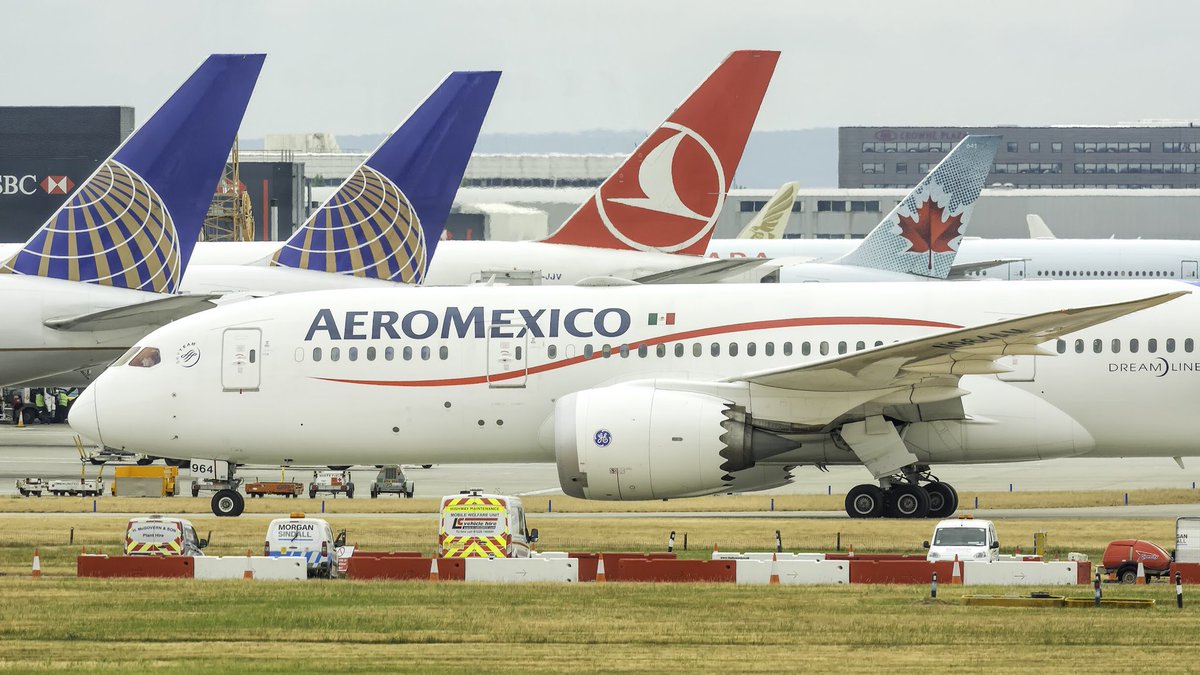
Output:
[
  {"xmin": 41, "ymin": 175, "xmax": 75, "ymax": 195},
  {"xmin": 594, "ymin": 122, "xmax": 724, "ymax": 253}
]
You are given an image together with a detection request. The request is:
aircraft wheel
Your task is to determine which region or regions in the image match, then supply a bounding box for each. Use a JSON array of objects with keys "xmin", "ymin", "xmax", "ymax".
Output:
[
  {"xmin": 886, "ymin": 484, "xmax": 931, "ymax": 519},
  {"xmin": 925, "ymin": 482, "xmax": 958, "ymax": 519},
  {"xmin": 845, "ymin": 484, "xmax": 885, "ymax": 518},
  {"xmin": 211, "ymin": 489, "xmax": 244, "ymax": 517}
]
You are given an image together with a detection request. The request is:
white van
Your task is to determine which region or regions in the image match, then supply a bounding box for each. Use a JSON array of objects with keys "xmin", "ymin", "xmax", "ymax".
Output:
[
  {"xmin": 264, "ymin": 513, "xmax": 346, "ymax": 578},
  {"xmin": 438, "ymin": 490, "xmax": 538, "ymax": 558},
  {"xmin": 125, "ymin": 516, "xmax": 208, "ymax": 556},
  {"xmin": 924, "ymin": 516, "xmax": 1000, "ymax": 562}
]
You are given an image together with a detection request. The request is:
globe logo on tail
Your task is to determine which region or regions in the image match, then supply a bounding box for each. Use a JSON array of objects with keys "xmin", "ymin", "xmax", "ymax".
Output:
[
  {"xmin": 0, "ymin": 159, "xmax": 180, "ymax": 293},
  {"xmin": 595, "ymin": 122, "xmax": 725, "ymax": 253},
  {"xmin": 273, "ymin": 165, "xmax": 427, "ymax": 283}
]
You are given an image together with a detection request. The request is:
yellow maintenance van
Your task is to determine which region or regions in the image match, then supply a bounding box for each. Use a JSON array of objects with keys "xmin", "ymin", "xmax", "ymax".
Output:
[{"xmin": 438, "ymin": 490, "xmax": 537, "ymax": 558}]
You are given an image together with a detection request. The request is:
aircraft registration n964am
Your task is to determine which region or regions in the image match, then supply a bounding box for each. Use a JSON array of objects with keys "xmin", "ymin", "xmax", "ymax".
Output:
[{"xmin": 72, "ymin": 280, "xmax": 1198, "ymax": 518}]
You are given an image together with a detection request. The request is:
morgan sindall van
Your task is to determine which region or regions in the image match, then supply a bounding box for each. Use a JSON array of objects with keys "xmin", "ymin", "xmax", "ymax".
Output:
[
  {"xmin": 264, "ymin": 513, "xmax": 346, "ymax": 578},
  {"xmin": 124, "ymin": 516, "xmax": 208, "ymax": 556},
  {"xmin": 438, "ymin": 490, "xmax": 538, "ymax": 558}
]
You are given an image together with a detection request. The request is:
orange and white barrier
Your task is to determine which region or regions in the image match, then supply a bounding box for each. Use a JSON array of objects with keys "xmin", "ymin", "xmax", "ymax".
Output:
[
  {"xmin": 193, "ymin": 556, "xmax": 305, "ymax": 580},
  {"xmin": 735, "ymin": 559, "xmax": 850, "ymax": 585}
]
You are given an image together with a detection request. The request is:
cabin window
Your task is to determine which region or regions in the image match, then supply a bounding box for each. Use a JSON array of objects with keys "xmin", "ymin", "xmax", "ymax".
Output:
[
  {"xmin": 765, "ymin": 342, "xmax": 775, "ymax": 357},
  {"xmin": 1186, "ymin": 339, "xmax": 1195, "ymax": 353},
  {"xmin": 1074, "ymin": 339, "xmax": 1084, "ymax": 354},
  {"xmin": 675, "ymin": 344, "xmax": 684, "ymax": 357},
  {"xmin": 348, "ymin": 347, "xmax": 358, "ymax": 362},
  {"xmin": 838, "ymin": 341, "xmax": 848, "ymax": 355},
  {"xmin": 801, "ymin": 342, "xmax": 811, "ymax": 356},
  {"xmin": 783, "ymin": 342, "xmax": 793, "ymax": 356},
  {"xmin": 602, "ymin": 344, "xmax": 612, "ymax": 358},
  {"xmin": 874, "ymin": 341, "xmax": 884, "ymax": 347},
  {"xmin": 1110, "ymin": 339, "xmax": 1120, "ymax": 354},
  {"xmin": 820, "ymin": 341, "xmax": 830, "ymax": 356},
  {"xmin": 693, "ymin": 343, "xmax": 702, "ymax": 357},
  {"xmin": 1056, "ymin": 340, "xmax": 1066, "ymax": 354},
  {"xmin": 856, "ymin": 341, "xmax": 866, "ymax": 351},
  {"xmin": 548, "ymin": 345, "xmax": 557, "ymax": 359},
  {"xmin": 403, "ymin": 346, "xmax": 413, "ymax": 361},
  {"xmin": 514, "ymin": 346, "xmax": 522, "ymax": 361},
  {"xmin": 711, "ymin": 342, "xmax": 720, "ymax": 357},
  {"xmin": 656, "ymin": 344, "xmax": 666, "ymax": 357},
  {"xmin": 1129, "ymin": 339, "xmax": 1139, "ymax": 353},
  {"xmin": 619, "ymin": 344, "xmax": 630, "ymax": 358},
  {"xmin": 440, "ymin": 346, "xmax": 449, "ymax": 360},
  {"xmin": 1148, "ymin": 338, "xmax": 1158, "ymax": 353},
  {"xmin": 638, "ymin": 344, "xmax": 648, "ymax": 358},
  {"xmin": 330, "ymin": 347, "xmax": 341, "ymax": 362},
  {"xmin": 729, "ymin": 342, "xmax": 739, "ymax": 357},
  {"xmin": 1092, "ymin": 339, "xmax": 1102, "ymax": 354},
  {"xmin": 385, "ymin": 346, "xmax": 394, "ymax": 361},
  {"xmin": 312, "ymin": 347, "xmax": 322, "ymax": 362},
  {"xmin": 366, "ymin": 346, "xmax": 376, "ymax": 361},
  {"xmin": 421, "ymin": 346, "xmax": 431, "ymax": 361},
  {"xmin": 747, "ymin": 342, "xmax": 757, "ymax": 356},
  {"xmin": 1167, "ymin": 338, "xmax": 1177, "ymax": 353},
  {"xmin": 584, "ymin": 345, "xmax": 594, "ymax": 358}
]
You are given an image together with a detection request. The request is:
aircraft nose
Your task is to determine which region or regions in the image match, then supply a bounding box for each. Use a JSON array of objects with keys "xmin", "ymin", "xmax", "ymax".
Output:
[{"xmin": 69, "ymin": 384, "xmax": 102, "ymax": 446}]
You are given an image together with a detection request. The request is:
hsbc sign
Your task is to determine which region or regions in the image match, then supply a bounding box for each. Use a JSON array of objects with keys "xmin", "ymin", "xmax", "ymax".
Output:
[{"xmin": 0, "ymin": 174, "xmax": 74, "ymax": 196}]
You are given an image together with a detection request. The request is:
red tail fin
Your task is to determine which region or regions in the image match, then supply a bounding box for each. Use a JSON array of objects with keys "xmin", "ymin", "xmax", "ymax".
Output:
[{"xmin": 543, "ymin": 50, "xmax": 779, "ymax": 255}]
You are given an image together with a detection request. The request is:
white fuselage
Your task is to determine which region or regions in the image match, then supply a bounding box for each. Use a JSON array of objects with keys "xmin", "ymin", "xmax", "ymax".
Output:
[
  {"xmin": 707, "ymin": 238, "xmax": 1200, "ymax": 281},
  {"xmin": 73, "ymin": 280, "xmax": 1200, "ymax": 470},
  {"xmin": 0, "ymin": 276, "xmax": 160, "ymax": 386}
]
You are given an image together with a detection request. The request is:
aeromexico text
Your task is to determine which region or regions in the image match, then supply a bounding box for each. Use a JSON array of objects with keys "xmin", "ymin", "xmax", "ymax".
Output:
[{"xmin": 304, "ymin": 307, "xmax": 632, "ymax": 341}]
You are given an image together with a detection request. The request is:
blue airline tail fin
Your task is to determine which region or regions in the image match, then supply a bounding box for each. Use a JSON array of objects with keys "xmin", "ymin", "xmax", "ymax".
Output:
[
  {"xmin": 831, "ymin": 134, "xmax": 1000, "ymax": 279},
  {"xmin": 271, "ymin": 71, "xmax": 500, "ymax": 283},
  {"xmin": 0, "ymin": 54, "xmax": 265, "ymax": 293}
]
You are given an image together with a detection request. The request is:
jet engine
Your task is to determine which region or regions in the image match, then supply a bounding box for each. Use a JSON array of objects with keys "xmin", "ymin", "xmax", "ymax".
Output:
[{"xmin": 554, "ymin": 382, "xmax": 798, "ymax": 500}]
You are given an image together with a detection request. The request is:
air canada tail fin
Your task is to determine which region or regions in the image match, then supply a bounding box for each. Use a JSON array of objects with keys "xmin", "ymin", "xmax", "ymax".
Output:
[
  {"xmin": 0, "ymin": 54, "xmax": 264, "ymax": 293},
  {"xmin": 831, "ymin": 135, "xmax": 999, "ymax": 279},
  {"xmin": 737, "ymin": 182, "xmax": 799, "ymax": 239},
  {"xmin": 271, "ymin": 71, "xmax": 500, "ymax": 284},
  {"xmin": 542, "ymin": 50, "xmax": 779, "ymax": 255}
]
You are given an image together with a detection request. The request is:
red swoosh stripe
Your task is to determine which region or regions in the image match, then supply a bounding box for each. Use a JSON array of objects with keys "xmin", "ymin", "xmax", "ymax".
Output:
[{"xmin": 314, "ymin": 315, "xmax": 960, "ymax": 388}]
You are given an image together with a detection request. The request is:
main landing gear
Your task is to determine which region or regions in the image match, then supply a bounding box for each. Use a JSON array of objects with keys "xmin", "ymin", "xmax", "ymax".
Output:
[{"xmin": 844, "ymin": 467, "xmax": 958, "ymax": 519}]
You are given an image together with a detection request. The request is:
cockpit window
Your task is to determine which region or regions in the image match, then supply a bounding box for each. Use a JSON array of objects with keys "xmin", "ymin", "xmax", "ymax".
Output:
[
  {"xmin": 111, "ymin": 345, "xmax": 141, "ymax": 368},
  {"xmin": 129, "ymin": 347, "xmax": 161, "ymax": 368}
]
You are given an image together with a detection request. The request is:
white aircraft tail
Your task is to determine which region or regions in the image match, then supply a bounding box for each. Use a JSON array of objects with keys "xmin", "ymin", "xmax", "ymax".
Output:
[
  {"xmin": 1026, "ymin": 214, "xmax": 1056, "ymax": 239},
  {"xmin": 831, "ymin": 135, "xmax": 999, "ymax": 279}
]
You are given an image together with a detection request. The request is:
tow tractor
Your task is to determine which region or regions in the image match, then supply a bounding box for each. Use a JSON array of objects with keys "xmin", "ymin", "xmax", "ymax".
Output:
[{"xmin": 370, "ymin": 466, "xmax": 414, "ymax": 498}]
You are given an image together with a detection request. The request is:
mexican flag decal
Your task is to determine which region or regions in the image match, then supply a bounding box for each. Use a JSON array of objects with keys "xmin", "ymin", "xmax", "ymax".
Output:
[{"xmin": 647, "ymin": 312, "xmax": 676, "ymax": 326}]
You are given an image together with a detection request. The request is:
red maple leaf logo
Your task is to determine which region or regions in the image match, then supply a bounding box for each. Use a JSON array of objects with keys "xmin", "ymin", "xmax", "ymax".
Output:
[{"xmin": 896, "ymin": 197, "xmax": 963, "ymax": 270}]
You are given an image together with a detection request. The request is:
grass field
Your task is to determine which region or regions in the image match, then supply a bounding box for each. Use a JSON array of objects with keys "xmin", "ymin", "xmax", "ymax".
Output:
[
  {"xmin": 1, "ymin": 486, "xmax": 1197, "ymax": 514},
  {"xmin": 0, "ymin": 503, "xmax": 1195, "ymax": 671}
]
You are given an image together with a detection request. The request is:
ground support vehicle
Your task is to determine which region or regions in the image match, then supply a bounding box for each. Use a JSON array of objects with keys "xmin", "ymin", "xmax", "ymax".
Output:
[
  {"xmin": 924, "ymin": 516, "xmax": 1000, "ymax": 562},
  {"xmin": 245, "ymin": 481, "xmax": 304, "ymax": 498},
  {"xmin": 191, "ymin": 477, "xmax": 244, "ymax": 498},
  {"xmin": 370, "ymin": 466, "xmax": 414, "ymax": 498},
  {"xmin": 124, "ymin": 516, "xmax": 208, "ymax": 556},
  {"xmin": 16, "ymin": 478, "xmax": 49, "ymax": 496},
  {"xmin": 310, "ymin": 471, "xmax": 354, "ymax": 499},
  {"xmin": 438, "ymin": 490, "xmax": 538, "ymax": 559},
  {"xmin": 264, "ymin": 513, "xmax": 345, "ymax": 578}
]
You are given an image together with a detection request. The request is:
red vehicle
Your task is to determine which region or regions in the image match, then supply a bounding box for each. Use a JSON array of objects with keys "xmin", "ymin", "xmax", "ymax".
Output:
[
  {"xmin": 1102, "ymin": 539, "xmax": 1172, "ymax": 583},
  {"xmin": 245, "ymin": 481, "xmax": 304, "ymax": 498}
]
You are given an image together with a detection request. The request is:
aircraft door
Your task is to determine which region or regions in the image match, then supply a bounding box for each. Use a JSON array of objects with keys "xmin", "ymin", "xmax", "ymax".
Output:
[
  {"xmin": 996, "ymin": 355, "xmax": 1036, "ymax": 382},
  {"xmin": 221, "ymin": 328, "xmax": 262, "ymax": 391},
  {"xmin": 487, "ymin": 325, "xmax": 527, "ymax": 388},
  {"xmin": 1182, "ymin": 260, "xmax": 1198, "ymax": 279},
  {"xmin": 1008, "ymin": 261, "xmax": 1027, "ymax": 280}
]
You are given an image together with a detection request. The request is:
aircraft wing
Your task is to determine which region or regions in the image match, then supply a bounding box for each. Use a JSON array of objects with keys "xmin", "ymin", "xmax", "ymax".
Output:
[
  {"xmin": 45, "ymin": 294, "xmax": 219, "ymax": 332},
  {"xmin": 725, "ymin": 291, "xmax": 1184, "ymax": 424},
  {"xmin": 633, "ymin": 258, "xmax": 770, "ymax": 284},
  {"xmin": 947, "ymin": 258, "xmax": 1026, "ymax": 278}
]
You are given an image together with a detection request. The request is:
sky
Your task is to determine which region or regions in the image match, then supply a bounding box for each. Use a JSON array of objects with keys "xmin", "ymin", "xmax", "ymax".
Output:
[{"xmin": 3, "ymin": 1, "xmax": 1199, "ymax": 137}]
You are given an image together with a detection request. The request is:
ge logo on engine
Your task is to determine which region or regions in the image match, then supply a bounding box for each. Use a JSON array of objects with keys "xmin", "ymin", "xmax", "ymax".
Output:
[{"xmin": 593, "ymin": 429, "xmax": 612, "ymax": 447}]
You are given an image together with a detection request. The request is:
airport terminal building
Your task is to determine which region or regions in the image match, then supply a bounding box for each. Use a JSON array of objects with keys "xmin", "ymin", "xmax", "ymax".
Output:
[{"xmin": 840, "ymin": 125, "xmax": 1200, "ymax": 190}]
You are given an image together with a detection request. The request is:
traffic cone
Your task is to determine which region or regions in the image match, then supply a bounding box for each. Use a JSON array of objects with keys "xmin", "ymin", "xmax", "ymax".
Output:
[
  {"xmin": 243, "ymin": 549, "xmax": 253, "ymax": 580},
  {"xmin": 769, "ymin": 552, "xmax": 780, "ymax": 585},
  {"xmin": 16, "ymin": 414, "xmax": 23, "ymax": 429},
  {"xmin": 713, "ymin": 543, "xmax": 719, "ymax": 554},
  {"xmin": 1136, "ymin": 561, "xmax": 1147, "ymax": 585},
  {"xmin": 595, "ymin": 555, "xmax": 606, "ymax": 583},
  {"xmin": 31, "ymin": 549, "xmax": 41, "ymax": 578},
  {"xmin": 429, "ymin": 557, "xmax": 440, "ymax": 582},
  {"xmin": 848, "ymin": 544, "xmax": 855, "ymax": 558},
  {"xmin": 951, "ymin": 555, "xmax": 962, "ymax": 585}
]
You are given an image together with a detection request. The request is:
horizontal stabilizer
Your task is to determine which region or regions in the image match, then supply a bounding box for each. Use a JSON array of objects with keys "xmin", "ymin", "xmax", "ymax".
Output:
[{"xmin": 45, "ymin": 294, "xmax": 218, "ymax": 332}]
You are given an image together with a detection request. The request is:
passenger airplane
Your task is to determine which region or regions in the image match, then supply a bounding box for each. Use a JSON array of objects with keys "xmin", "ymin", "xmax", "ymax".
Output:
[
  {"xmin": 709, "ymin": 229, "xmax": 1200, "ymax": 281},
  {"xmin": 0, "ymin": 55, "xmax": 264, "ymax": 387},
  {"xmin": 72, "ymin": 277, "xmax": 1193, "ymax": 519}
]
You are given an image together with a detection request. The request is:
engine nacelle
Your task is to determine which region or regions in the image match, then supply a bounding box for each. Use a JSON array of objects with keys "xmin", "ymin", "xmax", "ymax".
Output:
[{"xmin": 554, "ymin": 382, "xmax": 798, "ymax": 500}]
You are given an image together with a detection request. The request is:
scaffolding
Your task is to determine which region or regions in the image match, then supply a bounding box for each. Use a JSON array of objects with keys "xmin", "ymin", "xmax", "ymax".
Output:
[{"xmin": 202, "ymin": 138, "xmax": 255, "ymax": 241}]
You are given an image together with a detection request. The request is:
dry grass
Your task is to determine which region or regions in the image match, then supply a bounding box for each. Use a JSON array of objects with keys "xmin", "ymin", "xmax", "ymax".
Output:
[
  {"xmin": 0, "ymin": 487, "xmax": 1196, "ymax": 515},
  {"xmin": 0, "ymin": 579, "xmax": 1198, "ymax": 672}
]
